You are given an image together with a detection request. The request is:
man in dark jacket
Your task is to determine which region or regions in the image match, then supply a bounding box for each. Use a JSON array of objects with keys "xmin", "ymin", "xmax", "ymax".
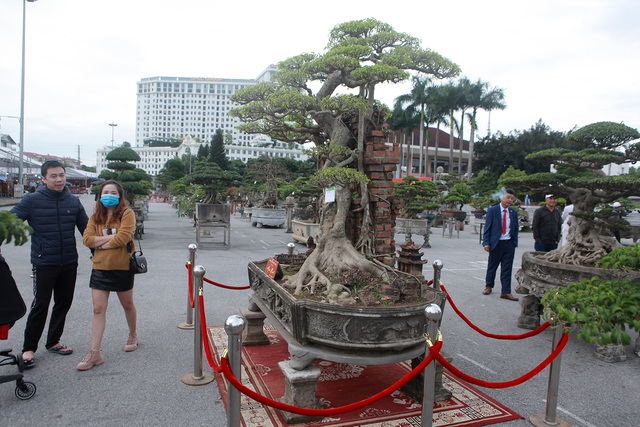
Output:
[
  {"xmin": 6, "ymin": 161, "xmax": 89, "ymax": 368},
  {"xmin": 482, "ymin": 189, "xmax": 519, "ymax": 301},
  {"xmin": 532, "ymin": 194, "xmax": 562, "ymax": 252}
]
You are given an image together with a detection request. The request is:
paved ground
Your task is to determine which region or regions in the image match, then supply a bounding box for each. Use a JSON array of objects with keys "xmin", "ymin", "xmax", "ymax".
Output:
[{"xmin": 1, "ymin": 195, "xmax": 639, "ymax": 427}]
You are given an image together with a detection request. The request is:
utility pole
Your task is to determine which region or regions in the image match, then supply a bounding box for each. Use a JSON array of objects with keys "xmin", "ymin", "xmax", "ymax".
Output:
[{"xmin": 109, "ymin": 122, "xmax": 118, "ymax": 148}]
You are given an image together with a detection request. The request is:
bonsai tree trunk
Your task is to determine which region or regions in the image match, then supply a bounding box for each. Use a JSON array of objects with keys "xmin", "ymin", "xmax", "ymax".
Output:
[{"xmin": 283, "ymin": 185, "xmax": 387, "ymax": 296}]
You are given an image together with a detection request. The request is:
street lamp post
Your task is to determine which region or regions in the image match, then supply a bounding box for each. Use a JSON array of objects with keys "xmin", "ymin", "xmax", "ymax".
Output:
[
  {"xmin": 18, "ymin": 0, "xmax": 38, "ymax": 186},
  {"xmin": 109, "ymin": 122, "xmax": 118, "ymax": 148}
]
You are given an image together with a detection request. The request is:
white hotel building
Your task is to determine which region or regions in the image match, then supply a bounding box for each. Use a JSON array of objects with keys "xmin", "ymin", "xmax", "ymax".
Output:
[{"xmin": 96, "ymin": 66, "xmax": 308, "ymax": 176}]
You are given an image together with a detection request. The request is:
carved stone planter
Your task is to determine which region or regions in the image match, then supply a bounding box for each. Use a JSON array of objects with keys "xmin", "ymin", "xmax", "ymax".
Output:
[
  {"xmin": 594, "ymin": 343, "xmax": 627, "ymax": 363},
  {"xmin": 291, "ymin": 220, "xmax": 320, "ymax": 245},
  {"xmin": 515, "ymin": 251, "xmax": 640, "ymax": 361},
  {"xmin": 395, "ymin": 218, "xmax": 428, "ymax": 236},
  {"xmin": 247, "ymin": 260, "xmax": 446, "ymax": 359},
  {"xmin": 252, "ymin": 207, "xmax": 286, "ymax": 228}
]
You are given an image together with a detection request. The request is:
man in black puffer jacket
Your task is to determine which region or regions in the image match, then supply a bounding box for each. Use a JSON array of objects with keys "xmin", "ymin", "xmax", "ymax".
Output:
[{"xmin": 7, "ymin": 160, "xmax": 88, "ymax": 368}]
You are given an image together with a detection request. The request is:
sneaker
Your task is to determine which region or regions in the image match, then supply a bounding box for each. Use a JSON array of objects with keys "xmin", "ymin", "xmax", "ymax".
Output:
[
  {"xmin": 76, "ymin": 350, "xmax": 104, "ymax": 371},
  {"xmin": 125, "ymin": 334, "xmax": 138, "ymax": 352}
]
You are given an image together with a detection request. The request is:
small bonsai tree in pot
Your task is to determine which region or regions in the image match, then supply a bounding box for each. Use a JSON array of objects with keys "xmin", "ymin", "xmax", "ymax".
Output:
[
  {"xmin": 394, "ymin": 175, "xmax": 441, "ymax": 219},
  {"xmin": 542, "ymin": 243, "xmax": 640, "ymax": 362},
  {"xmin": 469, "ymin": 194, "xmax": 494, "ymax": 218}
]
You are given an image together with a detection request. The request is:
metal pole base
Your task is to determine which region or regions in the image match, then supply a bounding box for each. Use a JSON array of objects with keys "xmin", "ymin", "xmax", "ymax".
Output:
[
  {"xmin": 529, "ymin": 413, "xmax": 570, "ymax": 427},
  {"xmin": 177, "ymin": 322, "xmax": 194, "ymax": 330},
  {"xmin": 181, "ymin": 372, "xmax": 215, "ymax": 386}
]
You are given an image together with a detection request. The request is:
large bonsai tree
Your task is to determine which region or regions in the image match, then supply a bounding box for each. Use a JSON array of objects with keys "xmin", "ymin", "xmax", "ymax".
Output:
[
  {"xmin": 231, "ymin": 18, "xmax": 459, "ymax": 295},
  {"xmin": 504, "ymin": 121, "xmax": 640, "ymax": 265}
]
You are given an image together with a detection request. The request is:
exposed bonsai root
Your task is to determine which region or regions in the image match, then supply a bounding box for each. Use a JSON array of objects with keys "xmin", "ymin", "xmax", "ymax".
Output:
[{"xmin": 283, "ymin": 236, "xmax": 387, "ymax": 295}]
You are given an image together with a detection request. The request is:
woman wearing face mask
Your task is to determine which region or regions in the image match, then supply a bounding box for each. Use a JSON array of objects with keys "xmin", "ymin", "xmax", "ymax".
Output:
[{"xmin": 77, "ymin": 180, "xmax": 138, "ymax": 371}]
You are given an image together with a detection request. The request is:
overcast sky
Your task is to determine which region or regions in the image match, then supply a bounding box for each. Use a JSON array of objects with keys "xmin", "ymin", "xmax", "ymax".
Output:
[{"xmin": 1, "ymin": 0, "xmax": 638, "ymax": 166}]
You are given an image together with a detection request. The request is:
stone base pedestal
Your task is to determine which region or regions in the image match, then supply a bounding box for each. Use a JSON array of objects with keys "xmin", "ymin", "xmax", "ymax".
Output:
[
  {"xmin": 517, "ymin": 295, "xmax": 541, "ymax": 330},
  {"xmin": 594, "ymin": 343, "xmax": 627, "ymax": 363},
  {"xmin": 277, "ymin": 361, "xmax": 322, "ymax": 423},
  {"xmin": 240, "ymin": 306, "xmax": 270, "ymax": 346},
  {"xmin": 401, "ymin": 352, "xmax": 453, "ymax": 403}
]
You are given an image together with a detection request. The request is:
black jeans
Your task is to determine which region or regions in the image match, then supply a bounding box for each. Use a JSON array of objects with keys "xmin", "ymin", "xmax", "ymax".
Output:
[
  {"xmin": 22, "ymin": 263, "xmax": 78, "ymax": 353},
  {"xmin": 534, "ymin": 241, "xmax": 558, "ymax": 252}
]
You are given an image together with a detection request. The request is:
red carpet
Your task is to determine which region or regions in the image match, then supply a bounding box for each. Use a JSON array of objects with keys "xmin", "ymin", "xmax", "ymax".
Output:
[{"xmin": 208, "ymin": 324, "xmax": 522, "ymax": 427}]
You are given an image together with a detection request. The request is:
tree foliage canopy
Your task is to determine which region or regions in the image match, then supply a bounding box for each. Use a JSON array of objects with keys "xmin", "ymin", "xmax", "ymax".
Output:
[
  {"xmin": 230, "ymin": 18, "xmax": 461, "ymax": 295},
  {"xmin": 502, "ymin": 121, "xmax": 640, "ymax": 265}
]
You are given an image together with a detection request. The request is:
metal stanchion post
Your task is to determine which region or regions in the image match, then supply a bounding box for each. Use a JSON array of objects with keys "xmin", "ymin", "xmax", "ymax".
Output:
[
  {"xmin": 432, "ymin": 260, "xmax": 443, "ymax": 291},
  {"xmin": 181, "ymin": 264, "xmax": 215, "ymax": 386},
  {"xmin": 530, "ymin": 323, "xmax": 569, "ymax": 426},
  {"xmin": 421, "ymin": 304, "xmax": 442, "ymax": 427},
  {"xmin": 178, "ymin": 244, "xmax": 197, "ymax": 330},
  {"xmin": 225, "ymin": 315, "xmax": 246, "ymax": 427}
]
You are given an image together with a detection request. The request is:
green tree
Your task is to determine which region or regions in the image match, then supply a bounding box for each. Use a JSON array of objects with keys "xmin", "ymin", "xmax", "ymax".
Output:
[
  {"xmin": 156, "ymin": 158, "xmax": 186, "ymax": 190},
  {"xmin": 395, "ymin": 76, "xmax": 433, "ymax": 176},
  {"xmin": 394, "ymin": 176, "xmax": 441, "ymax": 218},
  {"xmin": 425, "ymin": 84, "xmax": 451, "ymax": 177},
  {"xmin": 464, "ymin": 79, "xmax": 506, "ymax": 178},
  {"xmin": 196, "ymin": 143, "xmax": 209, "ymax": 159},
  {"xmin": 100, "ymin": 146, "xmax": 153, "ymax": 203},
  {"xmin": 474, "ymin": 120, "xmax": 568, "ymax": 187},
  {"xmin": 209, "ymin": 129, "xmax": 229, "ymax": 170},
  {"xmin": 437, "ymin": 81, "xmax": 462, "ymax": 174},
  {"xmin": 231, "ymin": 18, "xmax": 459, "ymax": 295},
  {"xmin": 185, "ymin": 158, "xmax": 240, "ymax": 204},
  {"xmin": 503, "ymin": 121, "xmax": 640, "ymax": 265},
  {"xmin": 443, "ymin": 181, "xmax": 473, "ymax": 210},
  {"xmin": 387, "ymin": 101, "xmax": 420, "ymax": 175}
]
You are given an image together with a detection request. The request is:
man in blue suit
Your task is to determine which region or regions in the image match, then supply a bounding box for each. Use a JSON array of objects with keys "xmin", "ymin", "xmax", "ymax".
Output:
[{"xmin": 482, "ymin": 189, "xmax": 519, "ymax": 301}]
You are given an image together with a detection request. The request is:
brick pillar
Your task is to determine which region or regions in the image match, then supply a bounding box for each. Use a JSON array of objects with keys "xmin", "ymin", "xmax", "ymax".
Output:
[{"xmin": 362, "ymin": 129, "xmax": 400, "ymax": 265}]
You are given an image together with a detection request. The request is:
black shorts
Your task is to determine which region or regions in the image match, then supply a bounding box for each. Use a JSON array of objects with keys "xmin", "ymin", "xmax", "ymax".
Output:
[{"xmin": 89, "ymin": 269, "xmax": 134, "ymax": 292}]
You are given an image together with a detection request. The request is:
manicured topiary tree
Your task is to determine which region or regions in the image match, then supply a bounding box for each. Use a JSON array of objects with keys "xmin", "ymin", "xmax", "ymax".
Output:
[
  {"xmin": 503, "ymin": 121, "xmax": 640, "ymax": 265},
  {"xmin": 100, "ymin": 146, "xmax": 153, "ymax": 204}
]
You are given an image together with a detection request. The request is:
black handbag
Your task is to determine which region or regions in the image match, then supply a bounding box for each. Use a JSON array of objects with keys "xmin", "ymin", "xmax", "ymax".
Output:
[{"xmin": 126, "ymin": 240, "xmax": 148, "ymax": 274}]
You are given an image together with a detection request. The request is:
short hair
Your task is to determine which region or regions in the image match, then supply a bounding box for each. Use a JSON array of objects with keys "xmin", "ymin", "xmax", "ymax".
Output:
[{"xmin": 41, "ymin": 160, "xmax": 65, "ymax": 177}]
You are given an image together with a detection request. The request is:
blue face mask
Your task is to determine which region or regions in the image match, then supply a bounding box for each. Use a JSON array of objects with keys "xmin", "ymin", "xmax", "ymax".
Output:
[{"xmin": 100, "ymin": 194, "xmax": 120, "ymax": 208}]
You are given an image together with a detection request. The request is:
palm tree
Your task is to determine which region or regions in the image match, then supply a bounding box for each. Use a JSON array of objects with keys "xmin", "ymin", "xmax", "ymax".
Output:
[
  {"xmin": 437, "ymin": 81, "xmax": 461, "ymax": 174},
  {"xmin": 455, "ymin": 78, "xmax": 472, "ymax": 174},
  {"xmin": 395, "ymin": 76, "xmax": 433, "ymax": 177},
  {"xmin": 464, "ymin": 80, "xmax": 506, "ymax": 178},
  {"xmin": 426, "ymin": 85, "xmax": 451, "ymax": 178},
  {"xmin": 387, "ymin": 101, "xmax": 419, "ymax": 177}
]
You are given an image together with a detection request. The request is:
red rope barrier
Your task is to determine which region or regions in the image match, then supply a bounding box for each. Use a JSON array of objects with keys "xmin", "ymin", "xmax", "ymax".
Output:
[
  {"xmin": 440, "ymin": 285, "xmax": 550, "ymax": 339},
  {"xmin": 430, "ymin": 333, "xmax": 569, "ymax": 388},
  {"xmin": 219, "ymin": 340, "xmax": 442, "ymax": 417},
  {"xmin": 185, "ymin": 262, "xmax": 194, "ymax": 308},
  {"xmin": 198, "ymin": 294, "xmax": 222, "ymax": 373},
  {"xmin": 203, "ymin": 276, "xmax": 250, "ymax": 290}
]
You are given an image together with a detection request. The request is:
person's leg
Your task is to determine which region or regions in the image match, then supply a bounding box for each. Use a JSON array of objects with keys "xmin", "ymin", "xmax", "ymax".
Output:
[
  {"xmin": 45, "ymin": 263, "xmax": 78, "ymax": 350},
  {"xmin": 534, "ymin": 241, "xmax": 546, "ymax": 252},
  {"xmin": 22, "ymin": 266, "xmax": 55, "ymax": 356},
  {"xmin": 484, "ymin": 247, "xmax": 501, "ymax": 292},
  {"xmin": 499, "ymin": 243, "xmax": 516, "ymax": 295},
  {"xmin": 77, "ymin": 287, "xmax": 108, "ymax": 371},
  {"xmin": 116, "ymin": 289, "xmax": 137, "ymax": 337},
  {"xmin": 90, "ymin": 289, "xmax": 110, "ymax": 351}
]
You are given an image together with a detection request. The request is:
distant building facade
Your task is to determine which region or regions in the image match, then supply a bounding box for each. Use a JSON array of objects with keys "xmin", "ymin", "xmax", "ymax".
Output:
[
  {"xmin": 96, "ymin": 65, "xmax": 308, "ymax": 176},
  {"xmin": 96, "ymin": 136, "xmax": 308, "ymax": 176}
]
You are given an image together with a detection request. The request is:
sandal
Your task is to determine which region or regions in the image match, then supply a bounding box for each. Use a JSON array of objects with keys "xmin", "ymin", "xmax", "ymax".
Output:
[
  {"xmin": 47, "ymin": 344, "xmax": 73, "ymax": 355},
  {"xmin": 22, "ymin": 357, "xmax": 35, "ymax": 369}
]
